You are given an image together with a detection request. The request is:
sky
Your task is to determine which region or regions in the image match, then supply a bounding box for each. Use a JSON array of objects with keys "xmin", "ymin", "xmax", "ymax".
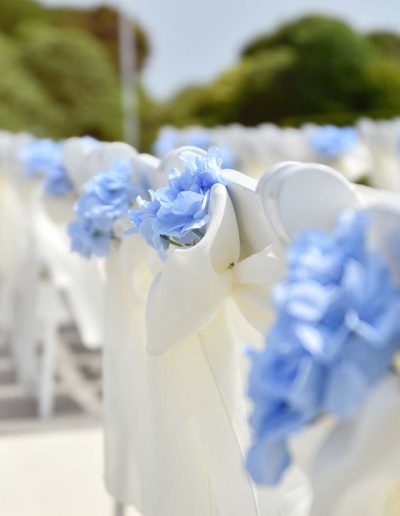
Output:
[{"xmin": 37, "ymin": 0, "xmax": 400, "ymax": 100}]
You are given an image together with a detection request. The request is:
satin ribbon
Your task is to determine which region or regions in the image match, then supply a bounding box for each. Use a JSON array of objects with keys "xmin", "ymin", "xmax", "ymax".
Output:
[
  {"xmin": 103, "ymin": 237, "xmax": 148, "ymax": 511},
  {"xmin": 33, "ymin": 198, "xmax": 105, "ymax": 349},
  {"xmin": 98, "ymin": 148, "xmax": 161, "ymax": 510},
  {"xmin": 310, "ymin": 375, "xmax": 400, "ymax": 516},
  {"xmin": 145, "ymin": 184, "xmax": 285, "ymax": 516}
]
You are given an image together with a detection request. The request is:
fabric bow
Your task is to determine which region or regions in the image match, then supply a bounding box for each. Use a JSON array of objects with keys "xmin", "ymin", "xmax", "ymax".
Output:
[
  {"xmin": 144, "ymin": 183, "xmax": 292, "ymax": 516},
  {"xmin": 146, "ymin": 183, "xmax": 284, "ymax": 355}
]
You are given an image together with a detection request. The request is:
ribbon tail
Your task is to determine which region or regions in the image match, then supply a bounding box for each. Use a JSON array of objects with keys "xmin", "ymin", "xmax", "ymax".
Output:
[
  {"xmin": 66, "ymin": 258, "xmax": 104, "ymax": 349},
  {"xmin": 174, "ymin": 304, "xmax": 261, "ymax": 516},
  {"xmin": 144, "ymin": 351, "xmax": 213, "ymax": 516},
  {"xmin": 103, "ymin": 254, "xmax": 145, "ymax": 511}
]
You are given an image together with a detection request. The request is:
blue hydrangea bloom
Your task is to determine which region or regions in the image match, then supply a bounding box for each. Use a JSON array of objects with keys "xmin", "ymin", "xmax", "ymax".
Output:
[
  {"xmin": 69, "ymin": 159, "xmax": 142, "ymax": 259},
  {"xmin": 153, "ymin": 127, "xmax": 179, "ymax": 157},
  {"xmin": 153, "ymin": 127, "xmax": 236, "ymax": 168},
  {"xmin": 184, "ymin": 129, "xmax": 213, "ymax": 149},
  {"xmin": 76, "ymin": 159, "xmax": 141, "ymax": 222},
  {"xmin": 128, "ymin": 147, "xmax": 226, "ymax": 259},
  {"xmin": 309, "ymin": 126, "xmax": 358, "ymax": 159},
  {"xmin": 182, "ymin": 131, "xmax": 236, "ymax": 168},
  {"xmin": 217, "ymin": 146, "xmax": 236, "ymax": 169},
  {"xmin": 20, "ymin": 139, "xmax": 73, "ymax": 196},
  {"xmin": 20, "ymin": 139, "xmax": 59, "ymax": 178},
  {"xmin": 68, "ymin": 216, "xmax": 113, "ymax": 259},
  {"xmin": 247, "ymin": 210, "xmax": 400, "ymax": 485}
]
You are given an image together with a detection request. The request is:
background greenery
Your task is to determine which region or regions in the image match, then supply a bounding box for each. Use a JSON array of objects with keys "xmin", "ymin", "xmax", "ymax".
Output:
[{"xmin": 0, "ymin": 3, "xmax": 399, "ymax": 151}]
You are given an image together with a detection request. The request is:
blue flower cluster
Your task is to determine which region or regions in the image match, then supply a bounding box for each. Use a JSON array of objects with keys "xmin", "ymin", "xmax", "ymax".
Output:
[
  {"xmin": 246, "ymin": 211, "xmax": 400, "ymax": 485},
  {"xmin": 20, "ymin": 139, "xmax": 73, "ymax": 196},
  {"xmin": 68, "ymin": 159, "xmax": 140, "ymax": 258},
  {"xmin": 153, "ymin": 128, "xmax": 236, "ymax": 169},
  {"xmin": 309, "ymin": 125, "xmax": 358, "ymax": 159},
  {"xmin": 128, "ymin": 147, "xmax": 226, "ymax": 259}
]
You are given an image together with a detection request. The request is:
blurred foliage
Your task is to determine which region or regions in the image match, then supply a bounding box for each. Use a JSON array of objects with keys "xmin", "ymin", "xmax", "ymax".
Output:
[
  {"xmin": 165, "ymin": 48, "xmax": 296, "ymax": 127},
  {"xmin": 0, "ymin": 33, "xmax": 61, "ymax": 133},
  {"xmin": 0, "ymin": 6, "xmax": 400, "ymax": 151},
  {"xmin": 17, "ymin": 23, "xmax": 122, "ymax": 140},
  {"xmin": 0, "ymin": 0, "xmax": 149, "ymax": 142},
  {"xmin": 54, "ymin": 6, "xmax": 149, "ymax": 73},
  {"xmin": 160, "ymin": 15, "xmax": 400, "ymax": 139},
  {"xmin": 0, "ymin": 0, "xmax": 49, "ymax": 35},
  {"xmin": 367, "ymin": 32, "xmax": 400, "ymax": 61},
  {"xmin": 0, "ymin": 0, "xmax": 149, "ymax": 71}
]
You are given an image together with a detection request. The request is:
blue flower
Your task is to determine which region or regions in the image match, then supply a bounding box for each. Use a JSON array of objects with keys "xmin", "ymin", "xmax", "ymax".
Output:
[
  {"xmin": 127, "ymin": 147, "xmax": 226, "ymax": 259},
  {"xmin": 68, "ymin": 217, "xmax": 113, "ymax": 259},
  {"xmin": 44, "ymin": 164, "xmax": 74, "ymax": 196},
  {"xmin": 153, "ymin": 127, "xmax": 236, "ymax": 168},
  {"xmin": 217, "ymin": 146, "xmax": 236, "ymax": 169},
  {"xmin": 20, "ymin": 139, "xmax": 59, "ymax": 177},
  {"xmin": 69, "ymin": 159, "xmax": 142, "ymax": 259},
  {"xmin": 247, "ymin": 210, "xmax": 400, "ymax": 485},
  {"xmin": 184, "ymin": 129, "xmax": 213, "ymax": 149},
  {"xmin": 153, "ymin": 127, "xmax": 179, "ymax": 157},
  {"xmin": 76, "ymin": 159, "xmax": 141, "ymax": 222},
  {"xmin": 20, "ymin": 139, "xmax": 73, "ymax": 196},
  {"xmin": 309, "ymin": 126, "xmax": 358, "ymax": 159}
]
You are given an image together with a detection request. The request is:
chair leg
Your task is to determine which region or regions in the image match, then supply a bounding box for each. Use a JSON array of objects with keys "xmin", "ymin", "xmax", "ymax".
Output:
[
  {"xmin": 38, "ymin": 316, "xmax": 58, "ymax": 419},
  {"xmin": 113, "ymin": 501, "xmax": 125, "ymax": 516}
]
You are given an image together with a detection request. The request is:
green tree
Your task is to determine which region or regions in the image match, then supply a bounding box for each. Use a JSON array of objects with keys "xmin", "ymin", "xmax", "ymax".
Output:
[
  {"xmin": 238, "ymin": 16, "xmax": 378, "ymax": 122},
  {"xmin": 0, "ymin": 34, "xmax": 61, "ymax": 134},
  {"xmin": 0, "ymin": 0, "xmax": 150, "ymax": 73},
  {"xmin": 54, "ymin": 6, "xmax": 150, "ymax": 73},
  {"xmin": 0, "ymin": 1, "xmax": 152, "ymax": 144},
  {"xmin": 17, "ymin": 23, "xmax": 122, "ymax": 140},
  {"xmin": 166, "ymin": 15, "xmax": 400, "ymax": 129},
  {"xmin": 366, "ymin": 58, "xmax": 400, "ymax": 112},
  {"xmin": 170, "ymin": 48, "xmax": 295, "ymax": 127},
  {"xmin": 0, "ymin": 0, "xmax": 49, "ymax": 36},
  {"xmin": 368, "ymin": 32, "xmax": 400, "ymax": 61}
]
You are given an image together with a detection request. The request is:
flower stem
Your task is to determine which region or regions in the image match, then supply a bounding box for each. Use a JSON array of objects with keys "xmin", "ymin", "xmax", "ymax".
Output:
[
  {"xmin": 161, "ymin": 235, "xmax": 185, "ymax": 247},
  {"xmin": 193, "ymin": 228, "xmax": 205, "ymax": 239}
]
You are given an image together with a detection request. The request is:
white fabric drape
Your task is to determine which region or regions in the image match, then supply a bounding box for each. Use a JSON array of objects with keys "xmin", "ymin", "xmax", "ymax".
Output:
[{"xmin": 144, "ymin": 184, "xmax": 306, "ymax": 516}]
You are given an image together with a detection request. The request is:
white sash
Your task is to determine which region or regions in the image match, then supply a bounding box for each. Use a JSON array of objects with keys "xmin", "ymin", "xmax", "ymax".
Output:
[{"xmin": 145, "ymin": 184, "xmax": 287, "ymax": 515}]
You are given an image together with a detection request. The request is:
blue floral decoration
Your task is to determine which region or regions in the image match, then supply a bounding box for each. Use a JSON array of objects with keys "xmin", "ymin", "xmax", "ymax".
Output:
[
  {"xmin": 20, "ymin": 139, "xmax": 73, "ymax": 196},
  {"xmin": 153, "ymin": 127, "xmax": 179, "ymax": 157},
  {"xmin": 153, "ymin": 128, "xmax": 236, "ymax": 168},
  {"xmin": 127, "ymin": 147, "xmax": 226, "ymax": 259},
  {"xmin": 309, "ymin": 126, "xmax": 358, "ymax": 159},
  {"xmin": 69, "ymin": 159, "xmax": 142, "ymax": 259},
  {"xmin": 68, "ymin": 217, "xmax": 113, "ymax": 259},
  {"xmin": 184, "ymin": 128, "xmax": 213, "ymax": 149},
  {"xmin": 246, "ymin": 210, "xmax": 400, "ymax": 485}
]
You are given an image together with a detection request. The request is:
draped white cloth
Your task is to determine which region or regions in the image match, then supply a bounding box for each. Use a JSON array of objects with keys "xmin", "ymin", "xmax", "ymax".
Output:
[
  {"xmin": 2, "ymin": 129, "xmax": 400, "ymax": 516},
  {"xmin": 0, "ymin": 134, "xmax": 41, "ymax": 387},
  {"xmin": 310, "ymin": 374, "xmax": 400, "ymax": 516},
  {"xmin": 0, "ymin": 173, "xmax": 25, "ymax": 335},
  {"xmin": 103, "ymin": 236, "xmax": 150, "ymax": 510},
  {"xmin": 101, "ymin": 150, "xmax": 160, "ymax": 509},
  {"xmin": 33, "ymin": 202, "xmax": 106, "ymax": 348},
  {"xmin": 144, "ymin": 183, "xmax": 312, "ymax": 516},
  {"xmin": 154, "ymin": 122, "xmax": 374, "ymax": 181},
  {"xmin": 357, "ymin": 118, "xmax": 400, "ymax": 191},
  {"xmin": 287, "ymin": 203, "xmax": 400, "ymax": 516},
  {"xmin": 101, "ymin": 155, "xmax": 366, "ymax": 515}
]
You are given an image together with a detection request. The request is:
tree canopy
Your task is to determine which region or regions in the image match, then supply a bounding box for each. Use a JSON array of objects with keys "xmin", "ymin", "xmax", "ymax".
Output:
[
  {"xmin": 0, "ymin": 9, "xmax": 400, "ymax": 149},
  {"xmin": 163, "ymin": 15, "xmax": 400, "ymax": 131},
  {"xmin": 0, "ymin": 0, "xmax": 149, "ymax": 141}
]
